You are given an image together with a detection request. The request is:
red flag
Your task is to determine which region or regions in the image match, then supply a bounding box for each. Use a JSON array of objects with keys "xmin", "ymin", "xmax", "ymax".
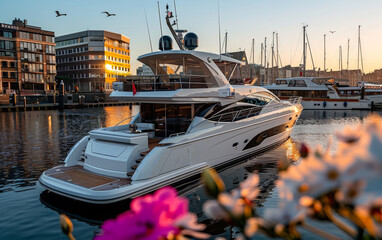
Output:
[{"xmin": 132, "ymin": 81, "xmax": 137, "ymax": 96}]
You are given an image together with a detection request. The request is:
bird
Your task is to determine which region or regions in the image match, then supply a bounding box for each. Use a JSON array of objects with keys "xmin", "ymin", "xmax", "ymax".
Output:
[
  {"xmin": 102, "ymin": 11, "xmax": 116, "ymax": 17},
  {"xmin": 330, "ymin": 31, "xmax": 336, "ymax": 34},
  {"xmin": 55, "ymin": 11, "xmax": 67, "ymax": 17}
]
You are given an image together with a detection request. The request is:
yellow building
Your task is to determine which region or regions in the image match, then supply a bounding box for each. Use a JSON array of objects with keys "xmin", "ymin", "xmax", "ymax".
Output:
[{"xmin": 56, "ymin": 30, "xmax": 130, "ymax": 92}]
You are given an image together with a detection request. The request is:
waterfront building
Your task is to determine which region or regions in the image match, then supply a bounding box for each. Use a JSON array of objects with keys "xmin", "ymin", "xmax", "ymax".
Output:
[
  {"xmin": 0, "ymin": 18, "xmax": 56, "ymax": 94},
  {"xmin": 56, "ymin": 30, "xmax": 130, "ymax": 92}
]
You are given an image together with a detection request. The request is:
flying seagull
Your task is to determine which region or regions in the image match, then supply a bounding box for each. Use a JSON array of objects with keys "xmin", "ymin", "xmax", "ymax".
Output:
[
  {"xmin": 330, "ymin": 31, "xmax": 336, "ymax": 34},
  {"xmin": 55, "ymin": 11, "xmax": 67, "ymax": 17},
  {"xmin": 102, "ymin": 12, "xmax": 116, "ymax": 17}
]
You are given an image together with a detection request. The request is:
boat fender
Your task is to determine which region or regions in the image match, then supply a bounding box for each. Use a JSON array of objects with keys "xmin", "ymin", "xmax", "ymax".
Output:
[
  {"xmin": 323, "ymin": 101, "xmax": 327, "ymax": 108},
  {"xmin": 343, "ymin": 101, "xmax": 348, "ymax": 107}
]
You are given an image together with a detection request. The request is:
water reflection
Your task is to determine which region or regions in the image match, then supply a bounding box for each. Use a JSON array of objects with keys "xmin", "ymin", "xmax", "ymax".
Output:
[
  {"xmin": 1, "ymin": 107, "xmax": 381, "ymax": 240},
  {"xmin": 0, "ymin": 106, "xmax": 139, "ymax": 194}
]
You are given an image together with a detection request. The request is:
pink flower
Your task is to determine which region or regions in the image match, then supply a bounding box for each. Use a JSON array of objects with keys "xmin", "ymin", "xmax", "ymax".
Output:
[{"xmin": 95, "ymin": 187, "xmax": 205, "ymax": 240}]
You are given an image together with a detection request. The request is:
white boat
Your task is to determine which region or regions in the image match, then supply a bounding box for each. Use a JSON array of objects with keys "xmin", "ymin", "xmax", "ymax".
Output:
[
  {"xmin": 336, "ymin": 81, "xmax": 382, "ymax": 108},
  {"xmin": 265, "ymin": 77, "xmax": 371, "ymax": 110},
  {"xmin": 39, "ymin": 10, "xmax": 302, "ymax": 204}
]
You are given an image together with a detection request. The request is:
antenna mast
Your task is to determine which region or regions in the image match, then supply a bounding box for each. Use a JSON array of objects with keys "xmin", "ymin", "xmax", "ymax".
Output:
[
  {"xmin": 165, "ymin": 4, "xmax": 184, "ymax": 50},
  {"xmin": 157, "ymin": 1, "xmax": 164, "ymax": 50},
  {"xmin": 218, "ymin": 0, "xmax": 222, "ymax": 60},
  {"xmin": 173, "ymin": 0, "xmax": 179, "ymax": 29},
  {"xmin": 144, "ymin": 6, "xmax": 153, "ymax": 52}
]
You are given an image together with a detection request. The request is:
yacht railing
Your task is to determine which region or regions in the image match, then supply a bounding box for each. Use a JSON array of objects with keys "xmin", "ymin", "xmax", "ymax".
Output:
[
  {"xmin": 187, "ymin": 97, "xmax": 302, "ymax": 132},
  {"xmin": 286, "ymin": 96, "xmax": 302, "ymax": 105},
  {"xmin": 114, "ymin": 115, "xmax": 137, "ymax": 126},
  {"xmin": 262, "ymin": 97, "xmax": 302, "ymax": 114},
  {"xmin": 117, "ymin": 74, "xmax": 214, "ymax": 91},
  {"xmin": 207, "ymin": 106, "xmax": 263, "ymax": 123},
  {"xmin": 169, "ymin": 132, "xmax": 186, "ymax": 138},
  {"xmin": 205, "ymin": 97, "xmax": 302, "ymax": 124}
]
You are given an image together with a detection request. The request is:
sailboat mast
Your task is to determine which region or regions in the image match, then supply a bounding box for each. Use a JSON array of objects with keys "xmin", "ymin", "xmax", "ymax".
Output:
[
  {"xmin": 264, "ymin": 37, "xmax": 267, "ymax": 84},
  {"xmin": 276, "ymin": 33, "xmax": 279, "ymax": 79},
  {"xmin": 261, "ymin": 43, "xmax": 263, "ymax": 67},
  {"xmin": 347, "ymin": 38, "xmax": 350, "ymax": 70},
  {"xmin": 271, "ymin": 32, "xmax": 274, "ymax": 83},
  {"xmin": 339, "ymin": 45, "xmax": 342, "ymax": 78},
  {"xmin": 252, "ymin": 38, "xmax": 255, "ymax": 78},
  {"xmin": 224, "ymin": 32, "xmax": 228, "ymax": 54},
  {"xmin": 276, "ymin": 33, "xmax": 279, "ymax": 67},
  {"xmin": 358, "ymin": 25, "xmax": 360, "ymax": 81},
  {"xmin": 359, "ymin": 26, "xmax": 364, "ymax": 75},
  {"xmin": 324, "ymin": 34, "xmax": 326, "ymax": 72},
  {"xmin": 303, "ymin": 25, "xmax": 307, "ymax": 77}
]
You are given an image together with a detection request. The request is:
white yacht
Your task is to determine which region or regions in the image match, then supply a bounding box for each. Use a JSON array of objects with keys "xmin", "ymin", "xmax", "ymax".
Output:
[
  {"xmin": 265, "ymin": 77, "xmax": 371, "ymax": 110},
  {"xmin": 39, "ymin": 9, "xmax": 302, "ymax": 204}
]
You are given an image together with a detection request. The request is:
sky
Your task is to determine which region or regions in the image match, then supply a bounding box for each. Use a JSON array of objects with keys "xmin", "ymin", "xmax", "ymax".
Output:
[{"xmin": 1, "ymin": 0, "xmax": 382, "ymax": 73}]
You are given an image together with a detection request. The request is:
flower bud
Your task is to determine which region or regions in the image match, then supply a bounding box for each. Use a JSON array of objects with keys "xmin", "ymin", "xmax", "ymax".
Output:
[
  {"xmin": 299, "ymin": 143, "xmax": 309, "ymax": 158},
  {"xmin": 60, "ymin": 214, "xmax": 73, "ymax": 236},
  {"xmin": 202, "ymin": 168, "xmax": 225, "ymax": 199}
]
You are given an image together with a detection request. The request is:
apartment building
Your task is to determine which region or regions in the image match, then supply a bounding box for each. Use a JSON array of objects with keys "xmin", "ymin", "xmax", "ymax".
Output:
[
  {"xmin": 0, "ymin": 18, "xmax": 56, "ymax": 93},
  {"xmin": 56, "ymin": 30, "xmax": 130, "ymax": 92}
]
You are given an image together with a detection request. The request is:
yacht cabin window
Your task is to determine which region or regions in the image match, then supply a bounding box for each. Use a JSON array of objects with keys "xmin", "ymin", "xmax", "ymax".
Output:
[
  {"xmin": 139, "ymin": 54, "xmax": 218, "ymax": 89},
  {"xmin": 276, "ymin": 80, "xmax": 287, "ymax": 85},
  {"xmin": 140, "ymin": 103, "xmax": 199, "ymax": 138},
  {"xmin": 208, "ymin": 104, "xmax": 262, "ymax": 122},
  {"xmin": 288, "ymin": 80, "xmax": 307, "ymax": 87},
  {"xmin": 213, "ymin": 61, "xmax": 243, "ymax": 84}
]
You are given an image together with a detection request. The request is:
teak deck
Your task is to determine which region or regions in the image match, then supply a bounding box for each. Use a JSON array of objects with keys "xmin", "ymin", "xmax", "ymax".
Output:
[
  {"xmin": 45, "ymin": 165, "xmax": 131, "ymax": 191},
  {"xmin": 148, "ymin": 138, "xmax": 162, "ymax": 149},
  {"xmin": 45, "ymin": 139, "xmax": 162, "ymax": 191}
]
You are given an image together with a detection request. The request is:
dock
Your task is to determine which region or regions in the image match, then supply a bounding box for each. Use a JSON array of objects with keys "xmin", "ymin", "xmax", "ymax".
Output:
[{"xmin": 0, "ymin": 101, "xmax": 132, "ymax": 112}]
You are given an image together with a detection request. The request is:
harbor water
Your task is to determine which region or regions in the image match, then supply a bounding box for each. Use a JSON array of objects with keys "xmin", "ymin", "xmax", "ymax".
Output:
[{"xmin": 0, "ymin": 106, "xmax": 377, "ymax": 239}]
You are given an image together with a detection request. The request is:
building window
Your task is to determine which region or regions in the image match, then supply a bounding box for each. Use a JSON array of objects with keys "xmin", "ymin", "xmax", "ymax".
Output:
[
  {"xmin": 2, "ymin": 61, "xmax": 7, "ymax": 67},
  {"xmin": 45, "ymin": 36, "xmax": 54, "ymax": 42},
  {"xmin": 20, "ymin": 32, "xmax": 30, "ymax": 39},
  {"xmin": 3, "ymin": 31, "xmax": 13, "ymax": 38},
  {"xmin": 32, "ymin": 34, "xmax": 42, "ymax": 41}
]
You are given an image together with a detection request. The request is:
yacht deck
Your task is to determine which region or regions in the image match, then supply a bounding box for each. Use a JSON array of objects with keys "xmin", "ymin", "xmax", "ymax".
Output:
[{"xmin": 44, "ymin": 165, "xmax": 131, "ymax": 191}]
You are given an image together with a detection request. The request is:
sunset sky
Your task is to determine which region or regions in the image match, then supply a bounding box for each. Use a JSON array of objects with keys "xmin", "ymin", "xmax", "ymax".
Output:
[{"xmin": 2, "ymin": 0, "xmax": 382, "ymax": 73}]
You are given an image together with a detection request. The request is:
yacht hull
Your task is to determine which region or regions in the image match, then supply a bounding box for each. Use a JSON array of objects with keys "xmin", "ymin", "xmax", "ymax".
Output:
[
  {"xmin": 300, "ymin": 99, "xmax": 370, "ymax": 110},
  {"xmin": 39, "ymin": 106, "xmax": 301, "ymax": 204}
]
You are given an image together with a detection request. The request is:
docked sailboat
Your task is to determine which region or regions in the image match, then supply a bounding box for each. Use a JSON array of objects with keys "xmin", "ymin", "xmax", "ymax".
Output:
[{"xmin": 39, "ymin": 8, "xmax": 303, "ymax": 204}]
